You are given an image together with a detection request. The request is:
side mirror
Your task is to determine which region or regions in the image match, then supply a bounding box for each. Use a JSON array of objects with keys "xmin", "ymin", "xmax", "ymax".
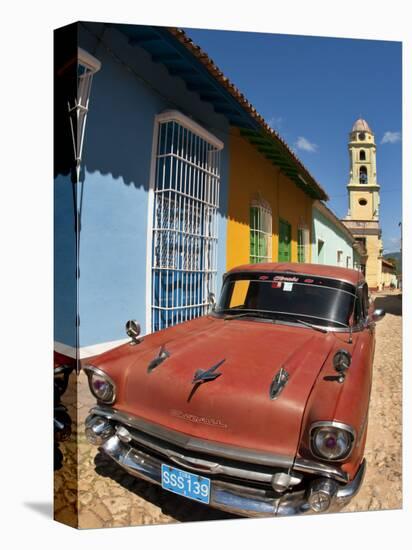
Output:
[
  {"xmin": 371, "ymin": 308, "xmax": 385, "ymax": 322},
  {"xmin": 125, "ymin": 320, "xmax": 142, "ymax": 345},
  {"xmin": 208, "ymin": 292, "xmax": 216, "ymax": 311}
]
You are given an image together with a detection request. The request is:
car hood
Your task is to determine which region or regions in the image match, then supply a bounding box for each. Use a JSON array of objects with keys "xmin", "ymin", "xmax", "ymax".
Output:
[{"xmin": 93, "ymin": 316, "xmax": 337, "ymax": 459}]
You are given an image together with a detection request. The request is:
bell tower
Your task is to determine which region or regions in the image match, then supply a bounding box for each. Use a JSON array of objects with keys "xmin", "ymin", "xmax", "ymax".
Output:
[
  {"xmin": 346, "ymin": 118, "xmax": 380, "ymax": 220},
  {"xmin": 343, "ymin": 118, "xmax": 383, "ymax": 290}
]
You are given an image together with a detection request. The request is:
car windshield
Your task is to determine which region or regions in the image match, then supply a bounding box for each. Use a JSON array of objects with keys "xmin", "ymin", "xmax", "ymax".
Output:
[{"xmin": 215, "ymin": 272, "xmax": 357, "ymax": 328}]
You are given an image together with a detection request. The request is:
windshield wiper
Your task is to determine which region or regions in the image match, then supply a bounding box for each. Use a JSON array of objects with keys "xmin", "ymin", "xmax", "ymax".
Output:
[
  {"xmin": 268, "ymin": 311, "xmax": 348, "ymax": 332},
  {"xmin": 219, "ymin": 310, "xmax": 276, "ymax": 322},
  {"xmin": 264, "ymin": 311, "xmax": 328, "ymax": 332},
  {"xmin": 293, "ymin": 318, "xmax": 328, "ymax": 333},
  {"xmin": 218, "ymin": 310, "xmax": 334, "ymax": 332}
]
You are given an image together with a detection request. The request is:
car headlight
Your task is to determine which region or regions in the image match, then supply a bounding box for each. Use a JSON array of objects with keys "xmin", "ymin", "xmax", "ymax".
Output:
[
  {"xmin": 54, "ymin": 364, "xmax": 71, "ymax": 397},
  {"xmin": 310, "ymin": 422, "xmax": 355, "ymax": 461},
  {"xmin": 84, "ymin": 366, "xmax": 116, "ymax": 404}
]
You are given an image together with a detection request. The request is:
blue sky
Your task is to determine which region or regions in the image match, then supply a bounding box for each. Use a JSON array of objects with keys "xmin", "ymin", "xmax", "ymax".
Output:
[{"xmin": 185, "ymin": 28, "xmax": 402, "ymax": 253}]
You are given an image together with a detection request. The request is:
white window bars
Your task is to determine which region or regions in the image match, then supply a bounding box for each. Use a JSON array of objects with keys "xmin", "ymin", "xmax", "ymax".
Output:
[
  {"xmin": 250, "ymin": 198, "xmax": 272, "ymax": 263},
  {"xmin": 150, "ymin": 112, "xmax": 223, "ymax": 332}
]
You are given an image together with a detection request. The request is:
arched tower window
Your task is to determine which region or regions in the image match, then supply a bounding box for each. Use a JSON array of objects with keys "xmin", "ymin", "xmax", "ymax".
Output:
[
  {"xmin": 359, "ymin": 166, "xmax": 368, "ymax": 184},
  {"xmin": 359, "ymin": 150, "xmax": 366, "ymax": 161}
]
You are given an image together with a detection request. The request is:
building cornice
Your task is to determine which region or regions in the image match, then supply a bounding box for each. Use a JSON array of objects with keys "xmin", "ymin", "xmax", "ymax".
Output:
[
  {"xmin": 348, "ymin": 142, "xmax": 376, "ymax": 148},
  {"xmin": 346, "ymin": 183, "xmax": 380, "ymax": 190},
  {"xmin": 108, "ymin": 23, "xmax": 329, "ymax": 201}
]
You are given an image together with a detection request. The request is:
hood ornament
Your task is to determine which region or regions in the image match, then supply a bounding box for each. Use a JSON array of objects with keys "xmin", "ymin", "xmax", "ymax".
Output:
[
  {"xmin": 192, "ymin": 359, "xmax": 225, "ymax": 385},
  {"xmin": 125, "ymin": 320, "xmax": 142, "ymax": 345},
  {"xmin": 269, "ymin": 367, "xmax": 289, "ymax": 400},
  {"xmin": 147, "ymin": 345, "xmax": 170, "ymax": 373}
]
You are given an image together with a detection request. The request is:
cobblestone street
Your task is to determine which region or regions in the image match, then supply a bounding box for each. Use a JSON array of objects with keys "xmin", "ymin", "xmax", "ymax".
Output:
[{"xmin": 54, "ymin": 291, "xmax": 402, "ymax": 528}]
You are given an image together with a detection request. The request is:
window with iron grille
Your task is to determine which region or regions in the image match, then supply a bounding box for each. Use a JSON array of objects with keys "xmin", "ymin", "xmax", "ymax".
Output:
[
  {"xmin": 250, "ymin": 199, "xmax": 272, "ymax": 263},
  {"xmin": 297, "ymin": 227, "xmax": 309, "ymax": 263},
  {"xmin": 150, "ymin": 112, "xmax": 223, "ymax": 332}
]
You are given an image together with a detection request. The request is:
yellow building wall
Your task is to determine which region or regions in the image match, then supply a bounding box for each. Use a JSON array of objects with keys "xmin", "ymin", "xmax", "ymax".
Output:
[
  {"xmin": 364, "ymin": 234, "xmax": 383, "ymax": 290},
  {"xmin": 226, "ymin": 129, "xmax": 314, "ymax": 271},
  {"xmin": 381, "ymin": 266, "xmax": 396, "ymax": 288},
  {"xmin": 350, "ymin": 189, "xmax": 376, "ymax": 220}
]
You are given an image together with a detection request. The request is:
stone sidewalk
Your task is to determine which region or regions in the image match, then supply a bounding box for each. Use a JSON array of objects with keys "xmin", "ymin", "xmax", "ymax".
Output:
[{"xmin": 54, "ymin": 292, "xmax": 402, "ymax": 527}]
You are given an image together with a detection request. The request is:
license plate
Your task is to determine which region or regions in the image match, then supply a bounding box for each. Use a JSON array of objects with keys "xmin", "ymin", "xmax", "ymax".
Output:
[{"xmin": 161, "ymin": 464, "xmax": 210, "ymax": 504}]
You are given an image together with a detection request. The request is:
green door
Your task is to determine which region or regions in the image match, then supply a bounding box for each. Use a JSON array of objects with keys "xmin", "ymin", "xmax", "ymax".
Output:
[{"xmin": 278, "ymin": 219, "xmax": 291, "ymax": 262}]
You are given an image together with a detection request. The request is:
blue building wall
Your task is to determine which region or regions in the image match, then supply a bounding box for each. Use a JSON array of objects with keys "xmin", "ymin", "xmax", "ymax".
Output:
[
  {"xmin": 74, "ymin": 23, "xmax": 230, "ymax": 347},
  {"xmin": 54, "ymin": 174, "xmax": 77, "ymax": 348},
  {"xmin": 312, "ymin": 206, "xmax": 354, "ymax": 268}
]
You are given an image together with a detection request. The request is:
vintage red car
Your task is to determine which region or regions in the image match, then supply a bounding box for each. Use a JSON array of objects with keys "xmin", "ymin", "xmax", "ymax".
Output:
[{"xmin": 84, "ymin": 262, "xmax": 385, "ymax": 517}]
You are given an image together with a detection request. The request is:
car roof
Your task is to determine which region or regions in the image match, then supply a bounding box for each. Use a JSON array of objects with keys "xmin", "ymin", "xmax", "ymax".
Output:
[{"xmin": 225, "ymin": 262, "xmax": 365, "ymax": 287}]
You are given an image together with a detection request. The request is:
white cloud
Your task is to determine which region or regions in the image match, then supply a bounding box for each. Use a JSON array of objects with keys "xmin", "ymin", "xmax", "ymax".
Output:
[
  {"xmin": 383, "ymin": 237, "xmax": 401, "ymax": 253},
  {"xmin": 267, "ymin": 115, "xmax": 283, "ymax": 130},
  {"xmin": 295, "ymin": 136, "xmax": 318, "ymax": 153},
  {"xmin": 381, "ymin": 131, "xmax": 401, "ymax": 144},
  {"xmin": 389, "ymin": 237, "xmax": 401, "ymax": 248}
]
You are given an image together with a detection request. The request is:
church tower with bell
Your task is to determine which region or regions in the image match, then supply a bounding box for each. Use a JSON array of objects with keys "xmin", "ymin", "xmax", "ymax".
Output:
[{"xmin": 342, "ymin": 118, "xmax": 383, "ymax": 290}]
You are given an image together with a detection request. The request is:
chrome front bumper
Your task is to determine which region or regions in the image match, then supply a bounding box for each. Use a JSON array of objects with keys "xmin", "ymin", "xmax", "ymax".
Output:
[{"xmin": 85, "ymin": 411, "xmax": 366, "ymax": 518}]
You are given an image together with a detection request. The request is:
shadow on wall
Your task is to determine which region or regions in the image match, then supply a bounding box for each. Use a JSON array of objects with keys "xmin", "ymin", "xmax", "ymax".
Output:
[
  {"xmin": 65, "ymin": 21, "xmax": 155, "ymax": 193},
  {"xmin": 23, "ymin": 502, "xmax": 53, "ymax": 520},
  {"xmin": 55, "ymin": 20, "xmax": 230, "ymax": 217},
  {"xmin": 79, "ymin": 21, "xmax": 230, "ymax": 218}
]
